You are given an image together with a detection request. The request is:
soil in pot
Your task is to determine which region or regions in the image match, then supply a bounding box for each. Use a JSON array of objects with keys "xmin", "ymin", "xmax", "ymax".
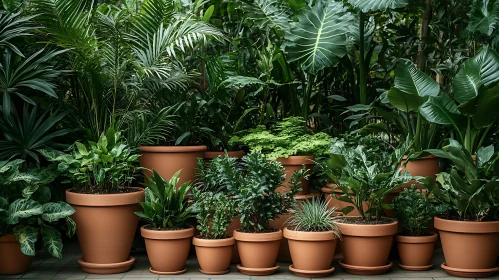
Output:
[
  {"xmin": 139, "ymin": 146, "xmax": 207, "ymax": 186},
  {"xmin": 141, "ymin": 225, "xmax": 194, "ymax": 275},
  {"xmin": 233, "ymin": 229, "xmax": 282, "ymax": 276},
  {"xmin": 204, "ymin": 150, "xmax": 244, "ymax": 160},
  {"xmin": 396, "ymin": 233, "xmax": 438, "ymax": 271},
  {"xmin": 276, "ymin": 156, "xmax": 314, "ymax": 195},
  {"xmin": 193, "ymin": 236, "xmax": 235, "ymax": 275},
  {"xmin": 66, "ymin": 187, "xmax": 144, "ymax": 274},
  {"xmin": 0, "ymin": 234, "xmax": 34, "ymax": 275}
]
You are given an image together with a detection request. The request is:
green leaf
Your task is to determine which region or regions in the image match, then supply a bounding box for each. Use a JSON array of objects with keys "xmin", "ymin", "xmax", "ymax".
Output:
[
  {"xmin": 473, "ymin": 84, "xmax": 499, "ymax": 127},
  {"xmin": 283, "ymin": 1, "xmax": 353, "ymax": 73},
  {"xmin": 419, "ymin": 95, "xmax": 465, "ymax": 129},
  {"xmin": 202, "ymin": 5, "xmax": 215, "ymax": 22},
  {"xmin": 393, "ymin": 60, "xmax": 440, "ymax": 98},
  {"xmin": 347, "ymin": 0, "xmax": 410, "ymax": 13},
  {"xmin": 14, "ymin": 225, "xmax": 37, "ymax": 256},
  {"xmin": 476, "ymin": 145, "xmax": 494, "ymax": 167},
  {"xmin": 75, "ymin": 142, "xmax": 89, "ymax": 156},
  {"xmin": 387, "ymin": 88, "xmax": 425, "ymax": 112},
  {"xmin": 233, "ymin": 0, "xmax": 291, "ymax": 31},
  {"xmin": 41, "ymin": 202, "xmax": 75, "ymax": 222},
  {"xmin": 66, "ymin": 217, "xmax": 76, "ymax": 237},
  {"xmin": 3, "ymin": 0, "xmax": 22, "ymax": 11},
  {"xmin": 7, "ymin": 199, "xmax": 43, "ymax": 224},
  {"xmin": 467, "ymin": 0, "xmax": 499, "ymax": 36},
  {"xmin": 41, "ymin": 226, "xmax": 63, "ymax": 259},
  {"xmin": 341, "ymin": 206, "xmax": 355, "ymax": 215}
]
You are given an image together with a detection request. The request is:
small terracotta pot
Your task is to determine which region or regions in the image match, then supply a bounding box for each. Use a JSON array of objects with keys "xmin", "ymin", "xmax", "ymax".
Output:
[
  {"xmin": 66, "ymin": 188, "xmax": 144, "ymax": 274},
  {"xmin": 139, "ymin": 146, "xmax": 207, "ymax": 185},
  {"xmin": 337, "ymin": 218, "xmax": 398, "ymax": 275},
  {"xmin": 276, "ymin": 156, "xmax": 314, "ymax": 195},
  {"xmin": 193, "ymin": 236, "xmax": 235, "ymax": 275},
  {"xmin": 0, "ymin": 234, "xmax": 34, "ymax": 275},
  {"xmin": 233, "ymin": 229, "xmax": 282, "ymax": 275},
  {"xmin": 204, "ymin": 150, "xmax": 244, "ymax": 160},
  {"xmin": 435, "ymin": 217, "xmax": 499, "ymax": 277},
  {"xmin": 284, "ymin": 227, "xmax": 337, "ymax": 277},
  {"xmin": 396, "ymin": 233, "xmax": 438, "ymax": 270},
  {"xmin": 141, "ymin": 225, "xmax": 194, "ymax": 275}
]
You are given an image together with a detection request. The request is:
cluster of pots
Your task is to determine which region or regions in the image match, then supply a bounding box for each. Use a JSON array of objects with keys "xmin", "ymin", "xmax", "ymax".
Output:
[{"xmin": 1, "ymin": 149, "xmax": 498, "ymax": 278}]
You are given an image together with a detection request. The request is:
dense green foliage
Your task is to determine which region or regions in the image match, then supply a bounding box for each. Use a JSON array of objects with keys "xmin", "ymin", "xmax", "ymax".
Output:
[
  {"xmin": 191, "ymin": 189, "xmax": 235, "ymax": 239},
  {"xmin": 196, "ymin": 155, "xmax": 240, "ymax": 195},
  {"xmin": 287, "ymin": 198, "xmax": 341, "ymax": 234}
]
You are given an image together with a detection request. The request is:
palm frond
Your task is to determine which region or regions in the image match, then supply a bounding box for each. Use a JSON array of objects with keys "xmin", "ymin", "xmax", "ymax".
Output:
[
  {"xmin": 0, "ymin": 12, "xmax": 38, "ymax": 57},
  {"xmin": 122, "ymin": 107, "xmax": 177, "ymax": 148}
]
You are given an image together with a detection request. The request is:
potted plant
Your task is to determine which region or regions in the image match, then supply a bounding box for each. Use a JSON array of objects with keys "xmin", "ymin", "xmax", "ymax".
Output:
[
  {"xmin": 232, "ymin": 152, "xmax": 299, "ymax": 276},
  {"xmin": 42, "ymin": 129, "xmax": 144, "ymax": 274},
  {"xmin": 135, "ymin": 170, "xmax": 194, "ymax": 275},
  {"xmin": 393, "ymin": 186, "xmax": 441, "ymax": 271},
  {"xmin": 230, "ymin": 116, "xmax": 330, "ymax": 195},
  {"xmin": 191, "ymin": 189, "xmax": 236, "ymax": 275},
  {"xmin": 422, "ymin": 140, "xmax": 499, "ymax": 278},
  {"xmin": 284, "ymin": 198, "xmax": 341, "ymax": 278},
  {"xmin": 0, "ymin": 160, "xmax": 75, "ymax": 275},
  {"xmin": 321, "ymin": 141, "xmax": 412, "ymax": 275}
]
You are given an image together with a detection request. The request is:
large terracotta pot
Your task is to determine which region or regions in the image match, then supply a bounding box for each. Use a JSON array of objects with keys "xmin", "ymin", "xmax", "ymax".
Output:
[
  {"xmin": 66, "ymin": 188, "xmax": 144, "ymax": 274},
  {"xmin": 233, "ymin": 229, "xmax": 282, "ymax": 276},
  {"xmin": 396, "ymin": 233, "xmax": 438, "ymax": 271},
  {"xmin": 141, "ymin": 225, "xmax": 194, "ymax": 275},
  {"xmin": 204, "ymin": 150, "xmax": 244, "ymax": 160},
  {"xmin": 276, "ymin": 156, "xmax": 314, "ymax": 195},
  {"xmin": 337, "ymin": 218, "xmax": 398, "ymax": 275},
  {"xmin": 139, "ymin": 146, "xmax": 207, "ymax": 185},
  {"xmin": 400, "ymin": 155, "xmax": 440, "ymax": 189},
  {"xmin": 193, "ymin": 236, "xmax": 235, "ymax": 275},
  {"xmin": 226, "ymin": 217, "xmax": 241, "ymax": 263},
  {"xmin": 0, "ymin": 234, "xmax": 34, "ymax": 275},
  {"xmin": 435, "ymin": 217, "xmax": 499, "ymax": 277},
  {"xmin": 284, "ymin": 227, "xmax": 337, "ymax": 278}
]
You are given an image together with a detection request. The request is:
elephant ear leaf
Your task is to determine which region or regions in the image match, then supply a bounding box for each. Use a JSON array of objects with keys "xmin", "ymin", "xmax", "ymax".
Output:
[
  {"xmin": 13, "ymin": 225, "xmax": 37, "ymax": 256},
  {"xmin": 41, "ymin": 225, "xmax": 63, "ymax": 259},
  {"xmin": 467, "ymin": 0, "xmax": 499, "ymax": 36},
  {"xmin": 7, "ymin": 199, "xmax": 43, "ymax": 224},
  {"xmin": 41, "ymin": 202, "xmax": 75, "ymax": 223},
  {"xmin": 347, "ymin": 0, "xmax": 409, "ymax": 13},
  {"xmin": 284, "ymin": 1, "xmax": 353, "ymax": 74}
]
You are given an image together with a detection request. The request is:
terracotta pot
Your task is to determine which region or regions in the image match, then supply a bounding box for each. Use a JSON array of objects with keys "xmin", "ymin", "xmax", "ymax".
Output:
[
  {"xmin": 141, "ymin": 225, "xmax": 194, "ymax": 275},
  {"xmin": 435, "ymin": 217, "xmax": 499, "ymax": 277},
  {"xmin": 204, "ymin": 150, "xmax": 244, "ymax": 159},
  {"xmin": 0, "ymin": 234, "xmax": 34, "ymax": 275},
  {"xmin": 284, "ymin": 227, "xmax": 337, "ymax": 277},
  {"xmin": 193, "ymin": 236, "xmax": 235, "ymax": 275},
  {"xmin": 321, "ymin": 184, "xmax": 364, "ymax": 216},
  {"xmin": 401, "ymin": 155, "xmax": 440, "ymax": 183},
  {"xmin": 226, "ymin": 217, "xmax": 241, "ymax": 263},
  {"xmin": 66, "ymin": 188, "xmax": 144, "ymax": 274},
  {"xmin": 276, "ymin": 156, "xmax": 314, "ymax": 195},
  {"xmin": 139, "ymin": 146, "xmax": 207, "ymax": 185},
  {"xmin": 233, "ymin": 229, "xmax": 282, "ymax": 276},
  {"xmin": 396, "ymin": 233, "xmax": 438, "ymax": 270},
  {"xmin": 337, "ymin": 218, "xmax": 398, "ymax": 275}
]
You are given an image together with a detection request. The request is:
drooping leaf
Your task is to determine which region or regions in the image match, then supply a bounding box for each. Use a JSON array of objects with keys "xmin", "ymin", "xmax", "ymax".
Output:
[
  {"xmin": 7, "ymin": 199, "xmax": 43, "ymax": 224},
  {"xmin": 347, "ymin": 0, "xmax": 410, "ymax": 13},
  {"xmin": 14, "ymin": 225, "xmax": 37, "ymax": 256},
  {"xmin": 41, "ymin": 202, "xmax": 75, "ymax": 223},
  {"xmin": 387, "ymin": 87, "xmax": 425, "ymax": 112},
  {"xmin": 41, "ymin": 226, "xmax": 63, "ymax": 259}
]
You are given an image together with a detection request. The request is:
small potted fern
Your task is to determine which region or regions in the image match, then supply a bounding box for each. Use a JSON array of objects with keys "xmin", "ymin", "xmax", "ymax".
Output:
[
  {"xmin": 284, "ymin": 199, "xmax": 341, "ymax": 278},
  {"xmin": 135, "ymin": 170, "xmax": 194, "ymax": 275},
  {"xmin": 191, "ymin": 190, "xmax": 236, "ymax": 275}
]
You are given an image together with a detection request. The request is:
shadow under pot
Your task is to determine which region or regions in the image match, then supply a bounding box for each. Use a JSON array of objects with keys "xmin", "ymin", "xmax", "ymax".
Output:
[
  {"xmin": 66, "ymin": 188, "xmax": 144, "ymax": 274},
  {"xmin": 141, "ymin": 225, "xmax": 194, "ymax": 275},
  {"xmin": 233, "ymin": 229, "xmax": 282, "ymax": 276},
  {"xmin": 396, "ymin": 233, "xmax": 438, "ymax": 271},
  {"xmin": 0, "ymin": 234, "xmax": 34, "ymax": 275},
  {"xmin": 337, "ymin": 218, "xmax": 398, "ymax": 275},
  {"xmin": 435, "ymin": 217, "xmax": 499, "ymax": 278},
  {"xmin": 193, "ymin": 236, "xmax": 235, "ymax": 275}
]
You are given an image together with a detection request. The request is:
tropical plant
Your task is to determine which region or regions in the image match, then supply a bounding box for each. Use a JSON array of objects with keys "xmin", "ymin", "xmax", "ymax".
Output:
[
  {"xmin": 134, "ymin": 170, "xmax": 193, "ymax": 230},
  {"xmin": 41, "ymin": 129, "xmax": 140, "ymax": 194},
  {"xmin": 230, "ymin": 117, "xmax": 331, "ymax": 159},
  {"xmin": 287, "ymin": 198, "xmax": 341, "ymax": 234},
  {"xmin": 191, "ymin": 189, "xmax": 235, "ymax": 239},
  {"xmin": 321, "ymin": 138, "xmax": 412, "ymax": 221},
  {"xmin": 196, "ymin": 155, "xmax": 240, "ymax": 195},
  {"xmin": 422, "ymin": 139, "xmax": 499, "ymax": 221},
  {"xmin": 0, "ymin": 160, "xmax": 75, "ymax": 259}
]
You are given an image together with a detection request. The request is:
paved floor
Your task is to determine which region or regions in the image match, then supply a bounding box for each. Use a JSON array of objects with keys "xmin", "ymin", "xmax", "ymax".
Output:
[{"xmin": 1, "ymin": 242, "xmax": 497, "ymax": 280}]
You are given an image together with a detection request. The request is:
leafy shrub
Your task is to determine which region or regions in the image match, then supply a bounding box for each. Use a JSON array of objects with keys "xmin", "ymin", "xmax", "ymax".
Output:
[
  {"xmin": 191, "ymin": 189, "xmax": 235, "ymax": 239},
  {"xmin": 196, "ymin": 155, "xmax": 240, "ymax": 195},
  {"xmin": 135, "ymin": 170, "xmax": 193, "ymax": 230},
  {"xmin": 287, "ymin": 198, "xmax": 340, "ymax": 235}
]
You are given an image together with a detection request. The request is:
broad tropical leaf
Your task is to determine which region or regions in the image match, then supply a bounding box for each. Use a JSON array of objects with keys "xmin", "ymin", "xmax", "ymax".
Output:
[
  {"xmin": 467, "ymin": 0, "xmax": 499, "ymax": 36},
  {"xmin": 387, "ymin": 88, "xmax": 425, "ymax": 112},
  {"xmin": 41, "ymin": 202, "xmax": 75, "ymax": 222},
  {"xmin": 14, "ymin": 225, "xmax": 38, "ymax": 256},
  {"xmin": 7, "ymin": 199, "xmax": 43, "ymax": 224},
  {"xmin": 232, "ymin": 0, "xmax": 290, "ymax": 32},
  {"xmin": 284, "ymin": 1, "xmax": 353, "ymax": 73},
  {"xmin": 473, "ymin": 84, "xmax": 499, "ymax": 127},
  {"xmin": 347, "ymin": 0, "xmax": 410, "ymax": 13},
  {"xmin": 419, "ymin": 95, "xmax": 466, "ymax": 129},
  {"xmin": 41, "ymin": 226, "xmax": 63, "ymax": 259}
]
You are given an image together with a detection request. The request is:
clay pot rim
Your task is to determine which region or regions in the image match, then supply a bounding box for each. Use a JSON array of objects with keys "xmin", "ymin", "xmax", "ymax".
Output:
[
  {"xmin": 204, "ymin": 150, "xmax": 244, "ymax": 159},
  {"xmin": 276, "ymin": 155, "xmax": 315, "ymax": 165},
  {"xmin": 192, "ymin": 236, "xmax": 235, "ymax": 247},
  {"xmin": 336, "ymin": 217, "xmax": 398, "ymax": 237},
  {"xmin": 402, "ymin": 154, "xmax": 439, "ymax": 161},
  {"xmin": 283, "ymin": 227, "xmax": 338, "ymax": 241},
  {"xmin": 141, "ymin": 225, "xmax": 195, "ymax": 240},
  {"xmin": 77, "ymin": 256, "xmax": 135, "ymax": 268},
  {"xmin": 288, "ymin": 264, "xmax": 335, "ymax": 275},
  {"xmin": 434, "ymin": 217, "xmax": 499, "ymax": 233},
  {"xmin": 0, "ymin": 233, "xmax": 17, "ymax": 242},
  {"xmin": 139, "ymin": 145, "xmax": 207, "ymax": 153},
  {"xmin": 339, "ymin": 259, "xmax": 393, "ymax": 271},
  {"xmin": 65, "ymin": 187, "xmax": 145, "ymax": 206},
  {"xmin": 233, "ymin": 229, "xmax": 282, "ymax": 241},
  {"xmin": 294, "ymin": 192, "xmax": 320, "ymax": 200},
  {"xmin": 441, "ymin": 262, "xmax": 499, "ymax": 273},
  {"xmin": 395, "ymin": 232, "xmax": 438, "ymax": 243}
]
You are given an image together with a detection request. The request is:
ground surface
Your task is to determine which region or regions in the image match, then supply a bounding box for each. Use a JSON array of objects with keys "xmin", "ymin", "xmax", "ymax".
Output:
[{"xmin": 1, "ymin": 242, "xmax": 497, "ymax": 280}]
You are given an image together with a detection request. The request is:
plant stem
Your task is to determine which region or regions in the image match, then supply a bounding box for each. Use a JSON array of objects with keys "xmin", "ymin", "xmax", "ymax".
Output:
[{"xmin": 359, "ymin": 12, "xmax": 367, "ymax": 105}]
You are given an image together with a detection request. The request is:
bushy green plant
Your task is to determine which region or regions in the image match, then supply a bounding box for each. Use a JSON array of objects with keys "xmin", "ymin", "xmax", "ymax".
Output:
[
  {"xmin": 0, "ymin": 160, "xmax": 75, "ymax": 259},
  {"xmin": 421, "ymin": 139, "xmax": 499, "ymax": 221},
  {"xmin": 191, "ymin": 189, "xmax": 235, "ymax": 239},
  {"xmin": 287, "ymin": 198, "xmax": 341, "ymax": 235},
  {"xmin": 135, "ymin": 170, "xmax": 193, "ymax": 230},
  {"xmin": 393, "ymin": 186, "xmax": 442, "ymax": 236},
  {"xmin": 195, "ymin": 155, "xmax": 240, "ymax": 195},
  {"xmin": 41, "ymin": 129, "xmax": 140, "ymax": 194},
  {"xmin": 321, "ymin": 139, "xmax": 412, "ymax": 222},
  {"xmin": 229, "ymin": 117, "xmax": 331, "ymax": 159}
]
